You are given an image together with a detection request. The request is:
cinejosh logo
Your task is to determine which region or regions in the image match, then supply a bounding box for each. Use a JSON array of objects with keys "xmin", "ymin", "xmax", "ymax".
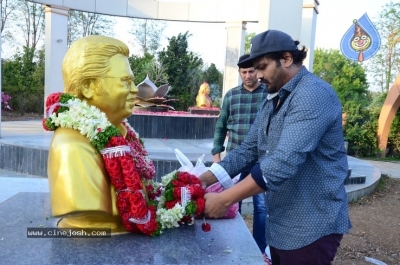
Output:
[{"xmin": 27, "ymin": 228, "xmax": 111, "ymax": 238}]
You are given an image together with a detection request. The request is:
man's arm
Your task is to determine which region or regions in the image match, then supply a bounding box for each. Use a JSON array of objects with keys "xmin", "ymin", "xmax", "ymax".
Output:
[
  {"xmin": 211, "ymin": 93, "xmax": 230, "ymax": 156},
  {"xmin": 213, "ymin": 153, "xmax": 221, "ymax": 163},
  {"xmin": 198, "ymin": 170, "xmax": 219, "ymax": 188}
]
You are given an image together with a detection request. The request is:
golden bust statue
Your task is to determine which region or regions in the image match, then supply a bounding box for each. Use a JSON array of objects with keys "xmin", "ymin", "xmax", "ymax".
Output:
[
  {"xmin": 47, "ymin": 35, "xmax": 139, "ymax": 234},
  {"xmin": 196, "ymin": 82, "xmax": 213, "ymax": 108}
]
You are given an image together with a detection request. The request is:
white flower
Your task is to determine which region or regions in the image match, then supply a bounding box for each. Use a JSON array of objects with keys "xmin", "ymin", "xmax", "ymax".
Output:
[
  {"xmin": 49, "ymin": 98, "xmax": 113, "ymax": 142},
  {"xmin": 156, "ymin": 204, "xmax": 185, "ymax": 229},
  {"xmin": 161, "ymin": 170, "xmax": 177, "ymax": 187}
]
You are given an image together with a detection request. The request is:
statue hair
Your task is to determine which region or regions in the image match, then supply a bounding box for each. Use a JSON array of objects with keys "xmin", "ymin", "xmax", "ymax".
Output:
[{"xmin": 62, "ymin": 35, "xmax": 130, "ymax": 97}]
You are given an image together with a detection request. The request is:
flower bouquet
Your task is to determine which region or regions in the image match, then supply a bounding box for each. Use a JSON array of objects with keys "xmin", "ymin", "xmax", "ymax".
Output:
[{"xmin": 174, "ymin": 149, "xmax": 239, "ymax": 219}]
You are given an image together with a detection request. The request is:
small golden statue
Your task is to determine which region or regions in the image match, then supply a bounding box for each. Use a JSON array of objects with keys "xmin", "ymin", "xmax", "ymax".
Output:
[{"xmin": 196, "ymin": 82, "xmax": 213, "ymax": 108}]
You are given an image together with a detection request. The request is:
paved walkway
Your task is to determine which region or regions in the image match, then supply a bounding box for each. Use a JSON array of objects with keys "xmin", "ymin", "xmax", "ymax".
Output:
[{"xmin": 359, "ymin": 159, "xmax": 400, "ymax": 179}]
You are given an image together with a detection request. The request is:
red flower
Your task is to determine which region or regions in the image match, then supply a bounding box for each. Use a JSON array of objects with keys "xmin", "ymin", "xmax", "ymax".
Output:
[
  {"xmin": 165, "ymin": 200, "xmax": 178, "ymax": 209},
  {"xmin": 172, "ymin": 187, "xmax": 182, "ymax": 199},
  {"xmin": 116, "ymin": 198, "xmax": 127, "ymax": 210},
  {"xmin": 188, "ymin": 185, "xmax": 205, "ymax": 199},
  {"xmin": 202, "ymin": 222, "xmax": 211, "ymax": 232},
  {"xmin": 45, "ymin": 92, "xmax": 62, "ymax": 115},
  {"xmin": 124, "ymin": 172, "xmax": 142, "ymax": 190},
  {"xmin": 108, "ymin": 136, "xmax": 126, "ymax": 147},
  {"xmin": 171, "ymin": 180, "xmax": 184, "ymax": 187},
  {"xmin": 195, "ymin": 198, "xmax": 205, "ymax": 215},
  {"xmin": 177, "ymin": 172, "xmax": 192, "ymax": 184},
  {"xmin": 42, "ymin": 118, "xmax": 50, "ymax": 131},
  {"xmin": 179, "ymin": 215, "xmax": 193, "ymax": 224}
]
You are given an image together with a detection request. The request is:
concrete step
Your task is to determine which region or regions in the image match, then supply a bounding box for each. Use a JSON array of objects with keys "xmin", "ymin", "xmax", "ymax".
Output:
[{"xmin": 0, "ymin": 169, "xmax": 48, "ymax": 204}]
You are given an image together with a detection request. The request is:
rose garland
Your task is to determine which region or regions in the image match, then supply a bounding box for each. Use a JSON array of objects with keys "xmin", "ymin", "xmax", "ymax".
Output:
[{"xmin": 43, "ymin": 92, "xmax": 210, "ymax": 236}]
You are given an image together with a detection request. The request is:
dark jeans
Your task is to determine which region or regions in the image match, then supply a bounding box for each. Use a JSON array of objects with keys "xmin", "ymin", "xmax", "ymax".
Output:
[
  {"xmin": 238, "ymin": 165, "xmax": 267, "ymax": 254},
  {"xmin": 269, "ymin": 234, "xmax": 343, "ymax": 265}
]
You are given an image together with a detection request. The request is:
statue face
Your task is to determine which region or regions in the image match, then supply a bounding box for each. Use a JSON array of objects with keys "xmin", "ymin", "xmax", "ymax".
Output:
[{"xmin": 89, "ymin": 54, "xmax": 138, "ymax": 125}]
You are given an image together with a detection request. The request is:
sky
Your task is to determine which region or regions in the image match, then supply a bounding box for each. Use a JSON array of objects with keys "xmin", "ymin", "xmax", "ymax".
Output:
[
  {"xmin": 114, "ymin": 0, "xmax": 393, "ymax": 71},
  {"xmin": 1, "ymin": 0, "xmax": 393, "ymax": 72}
]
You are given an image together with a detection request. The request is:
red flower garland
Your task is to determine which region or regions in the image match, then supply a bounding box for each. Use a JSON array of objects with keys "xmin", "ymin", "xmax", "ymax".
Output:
[{"xmin": 102, "ymin": 132, "xmax": 161, "ymax": 236}]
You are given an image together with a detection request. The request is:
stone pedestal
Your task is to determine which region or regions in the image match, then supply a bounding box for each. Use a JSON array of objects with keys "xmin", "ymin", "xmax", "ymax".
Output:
[
  {"xmin": 134, "ymin": 106, "xmax": 169, "ymax": 113},
  {"xmin": 0, "ymin": 192, "xmax": 264, "ymax": 264},
  {"xmin": 189, "ymin": 108, "xmax": 220, "ymax": 116},
  {"xmin": 127, "ymin": 114, "xmax": 218, "ymax": 139}
]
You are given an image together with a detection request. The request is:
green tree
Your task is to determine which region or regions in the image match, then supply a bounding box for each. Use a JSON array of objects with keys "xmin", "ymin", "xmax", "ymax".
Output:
[
  {"xmin": 342, "ymin": 101, "xmax": 378, "ymax": 157},
  {"xmin": 244, "ymin": 32, "xmax": 255, "ymax": 54},
  {"xmin": 67, "ymin": 10, "xmax": 115, "ymax": 46},
  {"xmin": 313, "ymin": 48, "xmax": 369, "ymax": 105},
  {"xmin": 313, "ymin": 48, "xmax": 376, "ymax": 156},
  {"xmin": 158, "ymin": 32, "xmax": 203, "ymax": 110},
  {"xmin": 2, "ymin": 46, "xmax": 44, "ymax": 114},
  {"xmin": 129, "ymin": 53, "xmax": 168, "ymax": 88},
  {"xmin": 129, "ymin": 18, "xmax": 166, "ymax": 55},
  {"xmin": 367, "ymin": 2, "xmax": 400, "ymax": 93}
]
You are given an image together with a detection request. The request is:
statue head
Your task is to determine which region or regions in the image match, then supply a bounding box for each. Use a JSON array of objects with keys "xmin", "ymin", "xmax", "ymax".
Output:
[
  {"xmin": 196, "ymin": 82, "xmax": 212, "ymax": 108},
  {"xmin": 198, "ymin": 82, "xmax": 210, "ymax": 95},
  {"xmin": 62, "ymin": 35, "xmax": 138, "ymax": 125}
]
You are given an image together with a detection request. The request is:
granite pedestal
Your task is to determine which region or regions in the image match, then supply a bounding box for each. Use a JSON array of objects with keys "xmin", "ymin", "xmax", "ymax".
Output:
[
  {"xmin": 0, "ymin": 192, "xmax": 264, "ymax": 265},
  {"xmin": 127, "ymin": 114, "xmax": 218, "ymax": 139}
]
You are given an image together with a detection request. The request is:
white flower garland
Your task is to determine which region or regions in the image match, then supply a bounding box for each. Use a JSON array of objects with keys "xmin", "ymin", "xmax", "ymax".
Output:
[{"xmin": 49, "ymin": 98, "xmax": 111, "ymax": 141}]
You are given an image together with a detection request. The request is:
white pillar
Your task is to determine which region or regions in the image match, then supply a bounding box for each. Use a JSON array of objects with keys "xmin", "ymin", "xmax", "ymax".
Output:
[
  {"xmin": 44, "ymin": 5, "xmax": 69, "ymax": 115},
  {"xmin": 222, "ymin": 21, "xmax": 246, "ymax": 97},
  {"xmin": 0, "ymin": 20, "xmax": 2, "ymax": 138},
  {"xmin": 301, "ymin": 0, "xmax": 319, "ymax": 72},
  {"xmin": 258, "ymin": 0, "xmax": 304, "ymax": 40}
]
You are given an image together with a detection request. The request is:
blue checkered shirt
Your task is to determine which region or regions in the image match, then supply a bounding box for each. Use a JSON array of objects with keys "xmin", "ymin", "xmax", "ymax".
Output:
[
  {"xmin": 211, "ymin": 67, "xmax": 352, "ymax": 250},
  {"xmin": 211, "ymin": 83, "xmax": 266, "ymax": 155}
]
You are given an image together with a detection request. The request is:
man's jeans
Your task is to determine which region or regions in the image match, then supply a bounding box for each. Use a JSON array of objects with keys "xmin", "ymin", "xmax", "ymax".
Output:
[{"xmin": 238, "ymin": 167, "xmax": 267, "ymax": 254}]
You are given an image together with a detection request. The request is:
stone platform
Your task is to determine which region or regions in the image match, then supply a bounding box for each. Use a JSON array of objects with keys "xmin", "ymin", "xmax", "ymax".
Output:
[{"xmin": 0, "ymin": 192, "xmax": 263, "ymax": 264}]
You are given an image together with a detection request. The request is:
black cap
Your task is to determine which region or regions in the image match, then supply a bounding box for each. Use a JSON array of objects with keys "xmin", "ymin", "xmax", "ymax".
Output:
[
  {"xmin": 238, "ymin": 30, "xmax": 298, "ymax": 68},
  {"xmin": 237, "ymin": 54, "xmax": 253, "ymax": 68}
]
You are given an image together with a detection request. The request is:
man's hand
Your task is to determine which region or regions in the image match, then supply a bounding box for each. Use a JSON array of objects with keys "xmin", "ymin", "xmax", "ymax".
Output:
[
  {"xmin": 204, "ymin": 192, "xmax": 229, "ymax": 218},
  {"xmin": 213, "ymin": 153, "xmax": 221, "ymax": 163},
  {"xmin": 204, "ymin": 175, "xmax": 265, "ymax": 218}
]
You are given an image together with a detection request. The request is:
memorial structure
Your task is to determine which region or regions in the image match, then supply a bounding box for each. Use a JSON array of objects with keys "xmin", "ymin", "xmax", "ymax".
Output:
[
  {"xmin": 23, "ymin": 0, "xmax": 320, "ymax": 108},
  {"xmin": 134, "ymin": 76, "xmax": 174, "ymax": 112}
]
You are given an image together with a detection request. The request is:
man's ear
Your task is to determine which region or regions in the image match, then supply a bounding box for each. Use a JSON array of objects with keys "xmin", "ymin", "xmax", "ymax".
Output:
[
  {"xmin": 81, "ymin": 80, "xmax": 94, "ymax": 99},
  {"xmin": 282, "ymin": 52, "xmax": 294, "ymax": 67}
]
